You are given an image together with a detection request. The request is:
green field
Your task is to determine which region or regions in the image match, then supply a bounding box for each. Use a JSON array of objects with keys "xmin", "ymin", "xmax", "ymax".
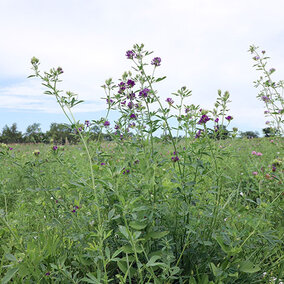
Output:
[{"xmin": 0, "ymin": 138, "xmax": 283, "ymax": 283}]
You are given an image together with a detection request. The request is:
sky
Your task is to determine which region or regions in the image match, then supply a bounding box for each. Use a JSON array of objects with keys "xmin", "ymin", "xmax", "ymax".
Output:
[{"xmin": 0, "ymin": 0, "xmax": 283, "ymax": 135}]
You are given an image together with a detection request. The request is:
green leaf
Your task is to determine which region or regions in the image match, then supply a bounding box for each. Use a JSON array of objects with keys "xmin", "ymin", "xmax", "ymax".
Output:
[
  {"xmin": 118, "ymin": 225, "xmax": 130, "ymax": 239},
  {"xmin": 239, "ymin": 260, "xmax": 261, "ymax": 273},
  {"xmin": 210, "ymin": 262, "xmax": 223, "ymax": 277},
  {"xmin": 146, "ymin": 255, "xmax": 161, "ymax": 267},
  {"xmin": 156, "ymin": 76, "xmax": 167, "ymax": 82},
  {"xmin": 5, "ymin": 254, "xmax": 17, "ymax": 262},
  {"xmin": 129, "ymin": 221, "xmax": 147, "ymax": 230},
  {"xmin": 1, "ymin": 267, "xmax": 19, "ymax": 284},
  {"xmin": 146, "ymin": 231, "xmax": 169, "ymax": 240}
]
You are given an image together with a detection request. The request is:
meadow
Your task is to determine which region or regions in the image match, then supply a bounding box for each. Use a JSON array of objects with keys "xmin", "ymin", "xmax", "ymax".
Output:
[{"xmin": 0, "ymin": 44, "xmax": 283, "ymax": 283}]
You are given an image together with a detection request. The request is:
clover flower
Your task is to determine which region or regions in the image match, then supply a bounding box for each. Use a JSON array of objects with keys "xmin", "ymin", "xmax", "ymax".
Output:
[
  {"xmin": 256, "ymin": 152, "xmax": 263, "ymax": 156},
  {"xmin": 139, "ymin": 88, "xmax": 150, "ymax": 98},
  {"xmin": 225, "ymin": 115, "xmax": 233, "ymax": 121},
  {"xmin": 171, "ymin": 156, "xmax": 179, "ymax": 162},
  {"xmin": 252, "ymin": 171, "xmax": 258, "ymax": 176},
  {"xmin": 261, "ymin": 96, "xmax": 270, "ymax": 102},
  {"xmin": 127, "ymin": 79, "xmax": 135, "ymax": 88},
  {"xmin": 195, "ymin": 129, "xmax": 203, "ymax": 138},
  {"xmin": 57, "ymin": 67, "xmax": 63, "ymax": 74},
  {"xmin": 104, "ymin": 121, "xmax": 110, "ymax": 127},
  {"xmin": 166, "ymin": 98, "xmax": 174, "ymax": 105},
  {"xmin": 252, "ymin": 151, "xmax": 257, "ymax": 155},
  {"xmin": 127, "ymin": 92, "xmax": 135, "ymax": 100},
  {"xmin": 151, "ymin": 57, "xmax": 161, "ymax": 66},
  {"xmin": 118, "ymin": 82, "xmax": 126, "ymax": 93},
  {"xmin": 198, "ymin": 114, "xmax": 210, "ymax": 124},
  {"xmin": 126, "ymin": 50, "xmax": 135, "ymax": 59},
  {"xmin": 52, "ymin": 145, "xmax": 58, "ymax": 151},
  {"xmin": 128, "ymin": 101, "xmax": 134, "ymax": 109}
]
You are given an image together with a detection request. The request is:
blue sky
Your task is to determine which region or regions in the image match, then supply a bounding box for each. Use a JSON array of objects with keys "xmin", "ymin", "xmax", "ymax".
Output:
[{"xmin": 0, "ymin": 0, "xmax": 283, "ymax": 135}]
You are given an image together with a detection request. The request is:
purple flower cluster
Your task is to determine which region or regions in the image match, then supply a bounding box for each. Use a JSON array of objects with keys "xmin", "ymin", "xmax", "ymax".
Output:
[
  {"xmin": 253, "ymin": 56, "xmax": 260, "ymax": 60},
  {"xmin": 215, "ymin": 118, "xmax": 219, "ymax": 123},
  {"xmin": 85, "ymin": 120, "xmax": 90, "ymax": 127},
  {"xmin": 127, "ymin": 79, "xmax": 135, "ymax": 88},
  {"xmin": 166, "ymin": 98, "xmax": 174, "ymax": 105},
  {"xmin": 126, "ymin": 50, "xmax": 136, "ymax": 59},
  {"xmin": 171, "ymin": 156, "xmax": 179, "ymax": 162},
  {"xmin": 118, "ymin": 82, "xmax": 126, "ymax": 94},
  {"xmin": 151, "ymin": 57, "xmax": 161, "ymax": 67},
  {"xmin": 52, "ymin": 145, "xmax": 58, "ymax": 151},
  {"xmin": 106, "ymin": 98, "xmax": 114, "ymax": 104},
  {"xmin": 104, "ymin": 121, "xmax": 110, "ymax": 127},
  {"xmin": 262, "ymin": 96, "xmax": 270, "ymax": 102},
  {"xmin": 127, "ymin": 92, "xmax": 136, "ymax": 100},
  {"xmin": 122, "ymin": 168, "xmax": 130, "ymax": 175},
  {"xmin": 130, "ymin": 113, "xmax": 137, "ymax": 119},
  {"xmin": 195, "ymin": 129, "xmax": 203, "ymax": 139},
  {"xmin": 72, "ymin": 205, "xmax": 80, "ymax": 213},
  {"xmin": 139, "ymin": 88, "xmax": 150, "ymax": 98},
  {"xmin": 198, "ymin": 114, "xmax": 210, "ymax": 124},
  {"xmin": 57, "ymin": 67, "xmax": 63, "ymax": 74},
  {"xmin": 225, "ymin": 115, "xmax": 233, "ymax": 121}
]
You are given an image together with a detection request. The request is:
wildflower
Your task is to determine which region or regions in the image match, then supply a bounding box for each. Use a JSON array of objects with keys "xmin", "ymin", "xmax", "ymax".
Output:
[
  {"xmin": 52, "ymin": 145, "xmax": 58, "ymax": 151},
  {"xmin": 134, "ymin": 159, "xmax": 140, "ymax": 164},
  {"xmin": 272, "ymin": 166, "xmax": 276, "ymax": 172},
  {"xmin": 252, "ymin": 151, "xmax": 257, "ymax": 155},
  {"xmin": 78, "ymin": 127, "xmax": 83, "ymax": 132},
  {"xmin": 215, "ymin": 118, "xmax": 219, "ymax": 123},
  {"xmin": 166, "ymin": 98, "xmax": 174, "ymax": 105},
  {"xmin": 261, "ymin": 50, "xmax": 266, "ymax": 54},
  {"xmin": 270, "ymin": 139, "xmax": 274, "ymax": 143},
  {"xmin": 261, "ymin": 96, "xmax": 270, "ymax": 102},
  {"xmin": 171, "ymin": 156, "xmax": 179, "ymax": 162},
  {"xmin": 115, "ymin": 124, "xmax": 120, "ymax": 130},
  {"xmin": 118, "ymin": 82, "xmax": 126, "ymax": 93},
  {"xmin": 185, "ymin": 107, "xmax": 190, "ymax": 113},
  {"xmin": 106, "ymin": 98, "xmax": 114, "ymax": 104},
  {"xmin": 265, "ymin": 121, "xmax": 270, "ymax": 125},
  {"xmin": 57, "ymin": 67, "xmax": 63, "ymax": 74},
  {"xmin": 126, "ymin": 50, "xmax": 135, "ymax": 59},
  {"xmin": 33, "ymin": 150, "xmax": 40, "ymax": 156},
  {"xmin": 151, "ymin": 57, "xmax": 161, "ymax": 66},
  {"xmin": 121, "ymin": 100, "xmax": 126, "ymax": 105},
  {"xmin": 225, "ymin": 115, "xmax": 233, "ymax": 121},
  {"xmin": 129, "ymin": 122, "xmax": 136, "ymax": 128},
  {"xmin": 127, "ymin": 79, "xmax": 135, "ymax": 88},
  {"xmin": 198, "ymin": 114, "xmax": 210, "ymax": 124},
  {"xmin": 252, "ymin": 171, "xmax": 258, "ymax": 176},
  {"xmin": 139, "ymin": 88, "xmax": 150, "ymax": 98},
  {"xmin": 130, "ymin": 113, "xmax": 137, "ymax": 119},
  {"xmin": 269, "ymin": 68, "xmax": 276, "ymax": 73},
  {"xmin": 8, "ymin": 147, "xmax": 13, "ymax": 150},
  {"xmin": 100, "ymin": 162, "xmax": 106, "ymax": 166},
  {"xmin": 195, "ymin": 129, "xmax": 202, "ymax": 138},
  {"xmin": 264, "ymin": 110, "xmax": 270, "ymax": 114},
  {"xmin": 104, "ymin": 121, "xmax": 110, "ymax": 127},
  {"xmin": 45, "ymin": 272, "xmax": 51, "ymax": 276},
  {"xmin": 31, "ymin": 56, "xmax": 39, "ymax": 65},
  {"xmin": 72, "ymin": 209, "xmax": 76, "ymax": 213},
  {"xmin": 127, "ymin": 92, "xmax": 135, "ymax": 100},
  {"xmin": 256, "ymin": 152, "xmax": 263, "ymax": 156},
  {"xmin": 253, "ymin": 56, "xmax": 260, "ymax": 60},
  {"xmin": 85, "ymin": 120, "xmax": 90, "ymax": 127}
]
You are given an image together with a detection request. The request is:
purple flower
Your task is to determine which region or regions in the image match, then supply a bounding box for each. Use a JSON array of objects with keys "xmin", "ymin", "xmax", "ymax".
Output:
[
  {"xmin": 129, "ymin": 122, "xmax": 136, "ymax": 128},
  {"xmin": 272, "ymin": 166, "xmax": 276, "ymax": 172},
  {"xmin": 134, "ymin": 159, "xmax": 140, "ymax": 164},
  {"xmin": 128, "ymin": 101, "xmax": 134, "ymax": 109},
  {"xmin": 106, "ymin": 98, "xmax": 114, "ymax": 104},
  {"xmin": 252, "ymin": 151, "xmax": 257, "ymax": 155},
  {"xmin": 166, "ymin": 98, "xmax": 174, "ymax": 105},
  {"xmin": 8, "ymin": 147, "xmax": 13, "ymax": 150},
  {"xmin": 252, "ymin": 171, "xmax": 258, "ymax": 176},
  {"xmin": 33, "ymin": 150, "xmax": 40, "ymax": 156},
  {"xmin": 262, "ymin": 96, "xmax": 270, "ymax": 102},
  {"xmin": 139, "ymin": 88, "xmax": 150, "ymax": 98},
  {"xmin": 52, "ymin": 145, "xmax": 58, "ymax": 151},
  {"xmin": 265, "ymin": 121, "xmax": 270, "ymax": 125},
  {"xmin": 78, "ymin": 127, "xmax": 83, "ymax": 132},
  {"xmin": 85, "ymin": 120, "xmax": 90, "ymax": 127},
  {"xmin": 171, "ymin": 156, "xmax": 179, "ymax": 162},
  {"xmin": 261, "ymin": 50, "xmax": 266, "ymax": 54},
  {"xmin": 269, "ymin": 68, "xmax": 276, "ymax": 73},
  {"xmin": 118, "ymin": 82, "xmax": 126, "ymax": 94},
  {"xmin": 72, "ymin": 209, "xmax": 76, "ymax": 213},
  {"xmin": 121, "ymin": 100, "xmax": 126, "ymax": 105},
  {"xmin": 264, "ymin": 110, "xmax": 270, "ymax": 114},
  {"xmin": 127, "ymin": 79, "xmax": 135, "ymax": 88},
  {"xmin": 126, "ymin": 50, "xmax": 135, "ymax": 59},
  {"xmin": 256, "ymin": 152, "xmax": 263, "ymax": 156},
  {"xmin": 130, "ymin": 113, "xmax": 137, "ymax": 119},
  {"xmin": 104, "ymin": 121, "xmax": 110, "ymax": 127},
  {"xmin": 198, "ymin": 114, "xmax": 210, "ymax": 124},
  {"xmin": 115, "ymin": 124, "xmax": 120, "ymax": 130},
  {"xmin": 195, "ymin": 129, "xmax": 202, "ymax": 139},
  {"xmin": 253, "ymin": 56, "xmax": 260, "ymax": 60},
  {"xmin": 45, "ymin": 272, "xmax": 51, "ymax": 276},
  {"xmin": 100, "ymin": 162, "xmax": 106, "ymax": 166},
  {"xmin": 127, "ymin": 92, "xmax": 135, "ymax": 100},
  {"xmin": 225, "ymin": 115, "xmax": 233, "ymax": 121},
  {"xmin": 57, "ymin": 67, "xmax": 63, "ymax": 74},
  {"xmin": 151, "ymin": 57, "xmax": 161, "ymax": 66},
  {"xmin": 185, "ymin": 107, "xmax": 190, "ymax": 113},
  {"xmin": 215, "ymin": 118, "xmax": 219, "ymax": 123}
]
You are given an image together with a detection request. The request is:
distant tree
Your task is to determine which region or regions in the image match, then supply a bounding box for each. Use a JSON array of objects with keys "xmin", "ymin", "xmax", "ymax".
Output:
[
  {"xmin": 0, "ymin": 123, "xmax": 23, "ymax": 143},
  {"xmin": 210, "ymin": 125, "xmax": 230, "ymax": 140},
  {"xmin": 24, "ymin": 123, "xmax": 44, "ymax": 143},
  {"xmin": 240, "ymin": 131, "xmax": 259, "ymax": 139},
  {"xmin": 46, "ymin": 123, "xmax": 79, "ymax": 144},
  {"xmin": 262, "ymin": 127, "xmax": 279, "ymax": 137}
]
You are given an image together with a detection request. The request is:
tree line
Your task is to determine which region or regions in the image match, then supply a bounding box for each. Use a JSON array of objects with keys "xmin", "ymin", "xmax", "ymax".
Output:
[{"xmin": 0, "ymin": 123, "xmax": 278, "ymax": 144}]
